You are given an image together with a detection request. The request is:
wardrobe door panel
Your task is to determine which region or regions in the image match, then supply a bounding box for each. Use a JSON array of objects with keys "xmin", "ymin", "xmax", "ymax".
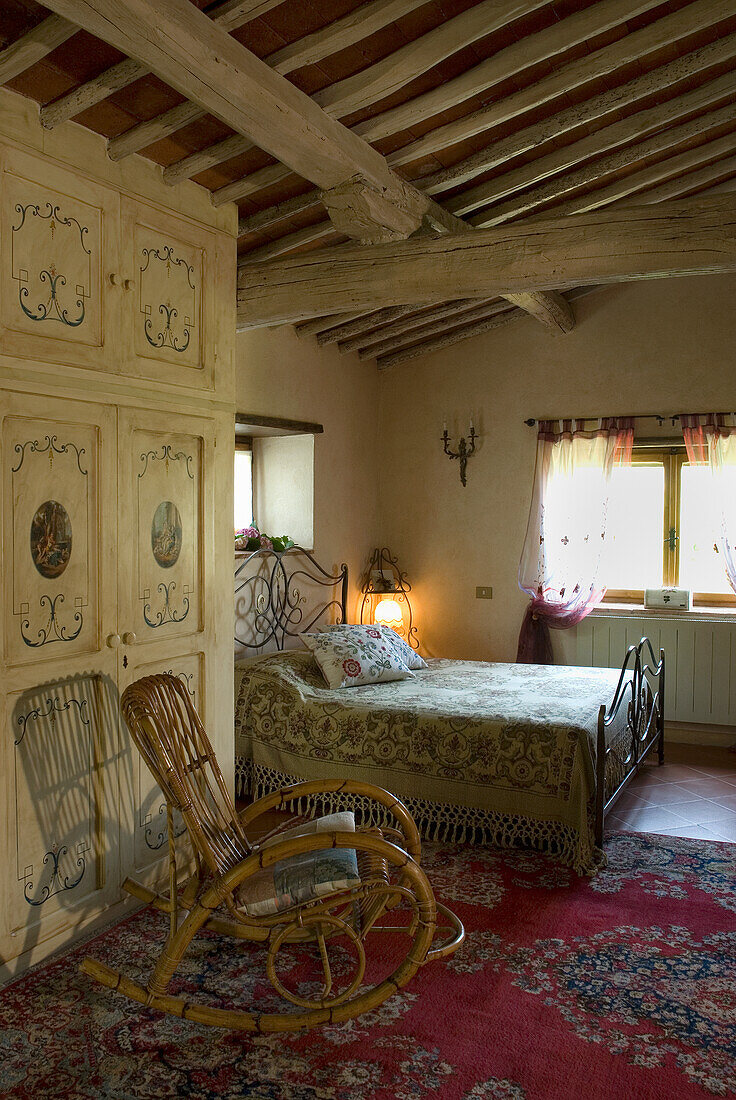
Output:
[
  {"xmin": 122, "ymin": 198, "xmax": 217, "ymax": 391},
  {"xmin": 2, "ymin": 401, "xmax": 113, "ymax": 667},
  {"xmin": 0, "ymin": 146, "xmax": 120, "ymax": 371}
]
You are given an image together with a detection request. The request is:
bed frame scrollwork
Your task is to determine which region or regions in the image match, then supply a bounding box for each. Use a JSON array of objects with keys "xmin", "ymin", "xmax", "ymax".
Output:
[
  {"xmin": 235, "ymin": 546, "xmax": 348, "ymax": 652},
  {"xmin": 595, "ymin": 637, "xmax": 665, "ymax": 846}
]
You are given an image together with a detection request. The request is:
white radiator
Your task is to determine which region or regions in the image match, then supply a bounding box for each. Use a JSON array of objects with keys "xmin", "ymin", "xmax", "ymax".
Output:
[{"xmin": 575, "ymin": 613, "xmax": 736, "ymax": 726}]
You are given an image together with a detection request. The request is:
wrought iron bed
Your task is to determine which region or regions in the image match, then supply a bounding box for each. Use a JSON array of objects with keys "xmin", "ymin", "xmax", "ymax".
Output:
[
  {"xmin": 595, "ymin": 637, "xmax": 665, "ymax": 846},
  {"xmin": 234, "ymin": 545, "xmax": 347, "ymax": 653},
  {"xmin": 233, "ymin": 548, "xmax": 666, "ymax": 861}
]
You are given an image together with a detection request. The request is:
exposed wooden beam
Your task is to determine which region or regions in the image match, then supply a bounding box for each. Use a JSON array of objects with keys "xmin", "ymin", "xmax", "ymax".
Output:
[
  {"xmin": 248, "ymin": 31, "xmax": 736, "ymax": 231},
  {"xmin": 377, "ymin": 307, "xmax": 528, "ymax": 369},
  {"xmin": 163, "ymin": 0, "xmax": 547, "ymax": 186},
  {"xmin": 294, "ymin": 311, "xmax": 375, "ymax": 339},
  {"xmin": 542, "ymin": 134, "xmax": 736, "ymax": 218},
  {"xmin": 312, "ymin": 0, "xmax": 548, "ymax": 117},
  {"xmin": 236, "ymin": 196, "xmax": 736, "ymax": 326},
  {"xmin": 421, "ymin": 34, "xmax": 736, "ymax": 199},
  {"xmin": 317, "ymin": 305, "xmax": 420, "ymax": 345},
  {"xmin": 222, "ymin": 0, "xmax": 673, "ymax": 203},
  {"xmin": 0, "ymin": 15, "xmax": 77, "ymax": 83},
  {"xmin": 471, "ymin": 98, "xmax": 736, "ymax": 227},
  {"xmin": 238, "ymin": 192, "xmax": 322, "ymax": 238},
  {"xmin": 40, "ymin": 0, "xmax": 431, "ymax": 241},
  {"xmin": 107, "ymin": 100, "xmax": 203, "ymax": 161},
  {"xmin": 452, "ymin": 71, "xmax": 736, "ymax": 219},
  {"xmin": 635, "ymin": 154, "xmax": 736, "ymax": 203},
  {"xmin": 358, "ymin": 300, "xmax": 514, "ymax": 359},
  {"xmin": 338, "ymin": 298, "xmax": 503, "ymax": 352},
  {"xmin": 241, "ymin": 222, "xmax": 338, "ymax": 262},
  {"xmin": 38, "ymin": 0, "xmax": 286, "ymax": 130},
  {"xmin": 108, "ymin": 0, "xmax": 427, "ymax": 164},
  {"xmin": 267, "ymin": 0, "xmax": 427, "ymax": 73},
  {"xmin": 383, "ymin": 0, "xmax": 733, "ymax": 170}
]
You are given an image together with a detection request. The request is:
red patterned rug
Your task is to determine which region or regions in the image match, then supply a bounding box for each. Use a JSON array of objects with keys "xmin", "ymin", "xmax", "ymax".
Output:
[{"xmin": 1, "ymin": 832, "xmax": 734, "ymax": 1100}]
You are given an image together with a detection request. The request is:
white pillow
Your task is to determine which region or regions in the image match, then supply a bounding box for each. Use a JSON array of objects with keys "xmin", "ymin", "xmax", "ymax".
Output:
[
  {"xmin": 301, "ymin": 624, "xmax": 414, "ymax": 688},
  {"xmin": 323, "ymin": 622, "xmax": 427, "ymax": 671}
]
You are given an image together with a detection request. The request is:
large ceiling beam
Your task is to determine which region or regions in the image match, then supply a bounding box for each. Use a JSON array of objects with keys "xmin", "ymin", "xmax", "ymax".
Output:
[
  {"xmin": 107, "ymin": 0, "xmax": 430, "ymax": 163},
  {"xmin": 236, "ymin": 196, "xmax": 736, "ymax": 326},
  {"xmin": 38, "ymin": 0, "xmax": 430, "ymax": 240},
  {"xmin": 38, "ymin": 0, "xmax": 287, "ymax": 130}
]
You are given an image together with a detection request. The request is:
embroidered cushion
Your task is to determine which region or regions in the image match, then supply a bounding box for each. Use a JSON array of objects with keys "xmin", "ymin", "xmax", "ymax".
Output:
[
  {"xmin": 301, "ymin": 624, "xmax": 415, "ymax": 688},
  {"xmin": 237, "ymin": 812, "xmax": 360, "ymax": 917},
  {"xmin": 323, "ymin": 622, "xmax": 427, "ymax": 671}
]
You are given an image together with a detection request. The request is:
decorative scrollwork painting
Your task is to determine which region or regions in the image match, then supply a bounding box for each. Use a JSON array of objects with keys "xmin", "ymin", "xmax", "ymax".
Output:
[
  {"xmin": 12, "ymin": 201, "xmax": 91, "ymax": 327},
  {"xmin": 138, "ymin": 240, "xmax": 199, "ymax": 356}
]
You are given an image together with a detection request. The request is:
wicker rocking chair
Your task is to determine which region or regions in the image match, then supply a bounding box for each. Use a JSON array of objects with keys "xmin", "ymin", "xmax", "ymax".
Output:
[{"xmin": 81, "ymin": 674, "xmax": 464, "ymax": 1032}]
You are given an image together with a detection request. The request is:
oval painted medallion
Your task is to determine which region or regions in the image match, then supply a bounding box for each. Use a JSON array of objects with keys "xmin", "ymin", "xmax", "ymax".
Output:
[
  {"xmin": 30, "ymin": 500, "xmax": 72, "ymax": 578},
  {"xmin": 151, "ymin": 500, "xmax": 182, "ymax": 568}
]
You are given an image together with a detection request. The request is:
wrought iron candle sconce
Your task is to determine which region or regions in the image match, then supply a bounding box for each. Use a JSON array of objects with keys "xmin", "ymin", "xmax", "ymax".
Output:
[
  {"xmin": 442, "ymin": 421, "xmax": 476, "ymax": 486},
  {"xmin": 359, "ymin": 547, "xmax": 419, "ymax": 650}
]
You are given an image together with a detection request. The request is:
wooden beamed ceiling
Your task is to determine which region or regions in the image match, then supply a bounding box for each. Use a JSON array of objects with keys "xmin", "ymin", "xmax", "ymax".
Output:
[{"xmin": 2, "ymin": 0, "xmax": 736, "ymax": 366}]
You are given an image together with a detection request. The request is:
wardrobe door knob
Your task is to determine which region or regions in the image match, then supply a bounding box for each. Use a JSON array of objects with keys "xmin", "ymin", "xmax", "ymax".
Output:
[
  {"xmin": 122, "ymin": 632, "xmax": 137, "ymax": 645},
  {"xmin": 106, "ymin": 633, "xmax": 121, "ymax": 648},
  {"xmin": 108, "ymin": 272, "xmax": 121, "ymax": 287},
  {"xmin": 123, "ymin": 278, "xmax": 134, "ymax": 291}
]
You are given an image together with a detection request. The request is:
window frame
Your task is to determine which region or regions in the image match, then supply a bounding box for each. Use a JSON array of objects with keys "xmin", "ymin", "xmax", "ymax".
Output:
[{"xmin": 604, "ymin": 443, "xmax": 736, "ymax": 608}]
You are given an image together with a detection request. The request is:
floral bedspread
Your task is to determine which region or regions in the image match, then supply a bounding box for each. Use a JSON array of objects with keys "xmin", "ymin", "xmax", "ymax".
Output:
[{"xmin": 234, "ymin": 652, "xmax": 630, "ymax": 873}]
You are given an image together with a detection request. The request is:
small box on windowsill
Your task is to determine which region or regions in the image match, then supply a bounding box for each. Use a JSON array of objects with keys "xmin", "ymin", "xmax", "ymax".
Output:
[{"xmin": 644, "ymin": 587, "xmax": 691, "ymax": 611}]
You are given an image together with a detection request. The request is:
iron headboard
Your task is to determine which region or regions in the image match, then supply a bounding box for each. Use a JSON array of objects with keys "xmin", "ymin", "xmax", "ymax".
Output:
[{"xmin": 234, "ymin": 546, "xmax": 348, "ymax": 652}]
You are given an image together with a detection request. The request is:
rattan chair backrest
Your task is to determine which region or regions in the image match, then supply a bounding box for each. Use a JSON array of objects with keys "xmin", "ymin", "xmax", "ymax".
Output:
[{"xmin": 121, "ymin": 674, "xmax": 251, "ymax": 874}]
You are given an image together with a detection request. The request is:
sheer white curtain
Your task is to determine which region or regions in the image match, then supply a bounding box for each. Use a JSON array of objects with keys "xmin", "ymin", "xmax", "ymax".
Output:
[
  {"xmin": 517, "ymin": 418, "xmax": 634, "ymax": 663},
  {"xmin": 682, "ymin": 413, "xmax": 736, "ymax": 594}
]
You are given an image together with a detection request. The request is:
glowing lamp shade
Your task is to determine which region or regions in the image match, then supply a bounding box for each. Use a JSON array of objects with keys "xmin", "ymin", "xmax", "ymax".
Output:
[{"xmin": 373, "ymin": 598, "xmax": 403, "ymax": 631}]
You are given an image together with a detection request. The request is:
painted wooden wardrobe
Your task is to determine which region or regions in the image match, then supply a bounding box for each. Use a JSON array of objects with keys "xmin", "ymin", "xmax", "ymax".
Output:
[{"xmin": 0, "ymin": 89, "xmax": 236, "ymax": 974}]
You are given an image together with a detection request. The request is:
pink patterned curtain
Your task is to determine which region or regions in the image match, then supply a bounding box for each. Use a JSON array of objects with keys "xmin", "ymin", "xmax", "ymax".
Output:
[
  {"xmin": 681, "ymin": 413, "xmax": 736, "ymax": 594},
  {"xmin": 517, "ymin": 418, "xmax": 634, "ymax": 664}
]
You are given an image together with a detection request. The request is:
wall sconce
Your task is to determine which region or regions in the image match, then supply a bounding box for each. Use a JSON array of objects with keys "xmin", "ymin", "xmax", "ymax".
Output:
[
  {"xmin": 359, "ymin": 547, "xmax": 419, "ymax": 649},
  {"xmin": 442, "ymin": 418, "xmax": 476, "ymax": 486}
]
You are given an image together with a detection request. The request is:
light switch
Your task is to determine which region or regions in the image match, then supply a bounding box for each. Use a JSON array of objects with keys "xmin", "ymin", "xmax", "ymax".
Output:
[{"xmin": 475, "ymin": 586, "xmax": 493, "ymax": 599}]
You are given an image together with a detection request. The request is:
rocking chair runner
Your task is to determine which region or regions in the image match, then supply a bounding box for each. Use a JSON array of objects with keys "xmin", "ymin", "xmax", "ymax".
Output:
[{"xmin": 81, "ymin": 674, "xmax": 464, "ymax": 1032}]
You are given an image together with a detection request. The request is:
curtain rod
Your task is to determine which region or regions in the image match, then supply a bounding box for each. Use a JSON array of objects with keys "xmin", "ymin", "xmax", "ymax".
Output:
[{"xmin": 523, "ymin": 412, "xmax": 735, "ymax": 427}]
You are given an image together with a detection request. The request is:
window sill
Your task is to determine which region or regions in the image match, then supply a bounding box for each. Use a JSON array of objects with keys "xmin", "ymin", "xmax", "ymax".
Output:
[{"xmin": 593, "ymin": 603, "xmax": 736, "ymax": 622}]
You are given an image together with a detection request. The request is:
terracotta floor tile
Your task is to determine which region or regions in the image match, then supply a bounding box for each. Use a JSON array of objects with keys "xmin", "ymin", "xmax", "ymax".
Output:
[
  {"xmin": 627, "ymin": 782, "xmax": 702, "ymax": 806},
  {"xmin": 671, "ymin": 776, "xmax": 736, "ymax": 796},
  {"xmin": 617, "ymin": 806, "xmax": 691, "ymax": 831},
  {"xmin": 711, "ymin": 821, "xmax": 736, "ymax": 842},
  {"xmin": 695, "ymin": 803, "xmax": 736, "ymax": 827},
  {"xmin": 654, "ymin": 824, "xmax": 730, "ymax": 841},
  {"xmin": 707, "ymin": 791, "xmax": 736, "ymax": 810}
]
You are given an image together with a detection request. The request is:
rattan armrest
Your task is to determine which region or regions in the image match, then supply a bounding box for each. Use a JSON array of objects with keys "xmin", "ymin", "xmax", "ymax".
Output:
[{"xmin": 238, "ymin": 778, "xmax": 421, "ymax": 861}]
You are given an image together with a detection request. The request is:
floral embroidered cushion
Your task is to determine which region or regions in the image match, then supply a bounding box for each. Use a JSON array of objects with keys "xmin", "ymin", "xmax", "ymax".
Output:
[
  {"xmin": 301, "ymin": 625, "xmax": 415, "ymax": 688},
  {"xmin": 237, "ymin": 812, "xmax": 359, "ymax": 917},
  {"xmin": 322, "ymin": 623, "xmax": 427, "ymax": 671}
]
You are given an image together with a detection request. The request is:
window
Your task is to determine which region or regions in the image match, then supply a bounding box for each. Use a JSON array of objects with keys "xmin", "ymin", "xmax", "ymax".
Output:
[
  {"xmin": 234, "ymin": 414, "xmax": 321, "ymax": 550},
  {"xmin": 605, "ymin": 446, "xmax": 735, "ymax": 605},
  {"xmin": 234, "ymin": 439, "xmax": 253, "ymax": 531}
]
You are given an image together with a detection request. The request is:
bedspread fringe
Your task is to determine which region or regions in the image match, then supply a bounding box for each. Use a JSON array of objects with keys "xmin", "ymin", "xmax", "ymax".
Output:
[{"xmin": 237, "ymin": 758, "xmax": 605, "ymax": 875}]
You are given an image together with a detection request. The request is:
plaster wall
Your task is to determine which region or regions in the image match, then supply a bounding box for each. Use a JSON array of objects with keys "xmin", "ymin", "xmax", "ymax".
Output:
[{"xmin": 377, "ymin": 276, "xmax": 736, "ymax": 662}]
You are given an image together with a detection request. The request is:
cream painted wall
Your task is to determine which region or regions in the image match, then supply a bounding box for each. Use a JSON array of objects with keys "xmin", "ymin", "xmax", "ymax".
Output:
[
  {"xmin": 378, "ymin": 275, "xmax": 736, "ymax": 663},
  {"xmin": 236, "ymin": 324, "xmax": 379, "ymax": 616}
]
